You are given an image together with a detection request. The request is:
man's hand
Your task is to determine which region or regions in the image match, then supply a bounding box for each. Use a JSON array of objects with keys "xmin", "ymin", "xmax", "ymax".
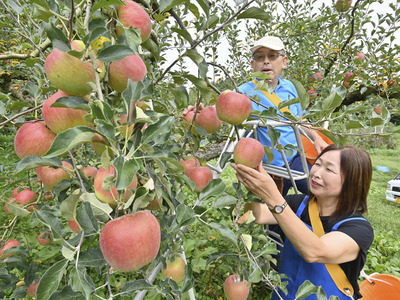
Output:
[{"xmin": 182, "ymin": 103, "xmax": 204, "ymax": 116}]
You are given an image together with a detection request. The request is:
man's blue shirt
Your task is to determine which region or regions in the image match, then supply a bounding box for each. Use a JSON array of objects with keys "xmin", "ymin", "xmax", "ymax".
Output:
[{"xmin": 238, "ymin": 77, "xmax": 301, "ymax": 166}]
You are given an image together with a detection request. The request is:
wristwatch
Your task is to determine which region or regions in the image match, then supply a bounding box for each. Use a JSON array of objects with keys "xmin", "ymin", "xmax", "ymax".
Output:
[{"xmin": 269, "ymin": 200, "xmax": 288, "ymax": 214}]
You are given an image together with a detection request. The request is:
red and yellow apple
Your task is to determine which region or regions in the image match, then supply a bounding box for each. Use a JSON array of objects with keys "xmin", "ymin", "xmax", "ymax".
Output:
[
  {"xmin": 94, "ymin": 165, "xmax": 138, "ymax": 208},
  {"xmin": 42, "ymin": 90, "xmax": 92, "ymax": 134},
  {"xmin": 186, "ymin": 166, "xmax": 213, "ymax": 192},
  {"xmin": 223, "ymin": 274, "xmax": 250, "ymax": 300},
  {"xmin": 307, "ymin": 89, "xmax": 317, "ymax": 99},
  {"xmin": 36, "ymin": 161, "xmax": 74, "ymax": 190},
  {"xmin": 37, "ymin": 232, "xmax": 53, "ymax": 245},
  {"xmin": 311, "ymin": 72, "xmax": 323, "ymax": 81},
  {"xmin": 216, "ymin": 90, "xmax": 252, "ymax": 125},
  {"xmin": 179, "ymin": 156, "xmax": 201, "ymax": 175},
  {"xmin": 68, "ymin": 220, "xmax": 81, "ymax": 233},
  {"xmin": 14, "ymin": 121, "xmax": 56, "ymax": 159},
  {"xmin": 26, "ymin": 280, "xmax": 39, "ymax": 297},
  {"xmin": 234, "ymin": 138, "xmax": 265, "ymax": 169},
  {"xmin": 117, "ymin": 0, "xmax": 152, "ymax": 42},
  {"xmin": 99, "ymin": 211, "xmax": 161, "ymax": 272},
  {"xmin": 0, "ymin": 239, "xmax": 21, "ymax": 260},
  {"xmin": 108, "ymin": 54, "xmax": 147, "ymax": 93},
  {"xmin": 162, "ymin": 256, "xmax": 186, "ymax": 283},
  {"xmin": 15, "ymin": 189, "xmax": 37, "ymax": 205},
  {"xmin": 195, "ymin": 106, "xmax": 222, "ymax": 134},
  {"xmin": 81, "ymin": 166, "xmax": 98, "ymax": 179}
]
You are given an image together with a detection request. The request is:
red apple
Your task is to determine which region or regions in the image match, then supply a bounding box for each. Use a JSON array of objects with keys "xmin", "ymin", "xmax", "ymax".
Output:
[
  {"xmin": 0, "ymin": 239, "xmax": 21, "ymax": 260},
  {"xmin": 355, "ymin": 52, "xmax": 365, "ymax": 61},
  {"xmin": 42, "ymin": 90, "xmax": 93, "ymax": 134},
  {"xmin": 387, "ymin": 78, "xmax": 398, "ymax": 86},
  {"xmin": 26, "ymin": 280, "xmax": 39, "ymax": 297},
  {"xmin": 162, "ymin": 256, "xmax": 186, "ymax": 283},
  {"xmin": 117, "ymin": 0, "xmax": 152, "ymax": 41},
  {"xmin": 108, "ymin": 54, "xmax": 147, "ymax": 93},
  {"xmin": 374, "ymin": 106, "xmax": 382, "ymax": 115},
  {"xmin": 186, "ymin": 167, "xmax": 213, "ymax": 192},
  {"xmin": 342, "ymin": 80, "xmax": 351, "ymax": 88},
  {"xmin": 44, "ymin": 48, "xmax": 105, "ymax": 97},
  {"xmin": 335, "ymin": 0, "xmax": 352, "ymax": 12},
  {"xmin": 344, "ymin": 72, "xmax": 355, "ymax": 82},
  {"xmin": 195, "ymin": 106, "xmax": 222, "ymax": 134},
  {"xmin": 99, "ymin": 211, "xmax": 161, "ymax": 272},
  {"xmin": 36, "ymin": 161, "xmax": 74, "ymax": 190},
  {"xmin": 311, "ymin": 72, "xmax": 323, "ymax": 81},
  {"xmin": 234, "ymin": 138, "xmax": 265, "ymax": 169},
  {"xmin": 179, "ymin": 156, "xmax": 201, "ymax": 175},
  {"xmin": 37, "ymin": 232, "xmax": 53, "ymax": 245},
  {"xmin": 68, "ymin": 220, "xmax": 81, "ymax": 233},
  {"xmin": 307, "ymin": 89, "xmax": 317, "ymax": 99},
  {"xmin": 216, "ymin": 90, "xmax": 252, "ymax": 125},
  {"xmin": 16, "ymin": 189, "xmax": 37, "ymax": 205},
  {"xmin": 81, "ymin": 166, "xmax": 98, "ymax": 179},
  {"xmin": 14, "ymin": 121, "xmax": 56, "ymax": 159},
  {"xmin": 12, "ymin": 186, "xmax": 25, "ymax": 198},
  {"xmin": 224, "ymin": 274, "xmax": 250, "ymax": 300},
  {"xmin": 94, "ymin": 165, "xmax": 138, "ymax": 208},
  {"xmin": 70, "ymin": 40, "xmax": 85, "ymax": 52},
  {"xmin": 4, "ymin": 198, "xmax": 16, "ymax": 214}
]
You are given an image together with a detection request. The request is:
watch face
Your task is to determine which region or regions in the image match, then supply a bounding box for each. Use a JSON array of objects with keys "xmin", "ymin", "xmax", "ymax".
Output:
[{"xmin": 275, "ymin": 206, "xmax": 283, "ymax": 213}]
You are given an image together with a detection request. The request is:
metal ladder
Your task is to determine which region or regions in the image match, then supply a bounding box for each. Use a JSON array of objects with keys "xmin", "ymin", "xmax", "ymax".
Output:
[{"xmin": 207, "ymin": 119, "xmax": 310, "ymax": 194}]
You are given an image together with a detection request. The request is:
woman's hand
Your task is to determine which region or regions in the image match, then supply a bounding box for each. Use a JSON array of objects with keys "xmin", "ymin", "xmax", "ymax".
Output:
[{"xmin": 231, "ymin": 162, "xmax": 284, "ymax": 208}]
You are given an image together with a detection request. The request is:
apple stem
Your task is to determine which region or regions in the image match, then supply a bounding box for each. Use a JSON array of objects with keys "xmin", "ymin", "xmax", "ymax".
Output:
[{"xmin": 69, "ymin": 150, "xmax": 87, "ymax": 197}]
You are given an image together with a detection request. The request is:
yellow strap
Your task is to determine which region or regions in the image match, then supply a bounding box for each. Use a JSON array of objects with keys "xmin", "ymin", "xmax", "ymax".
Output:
[
  {"xmin": 252, "ymin": 79, "xmax": 293, "ymax": 115},
  {"xmin": 308, "ymin": 198, "xmax": 354, "ymax": 296}
]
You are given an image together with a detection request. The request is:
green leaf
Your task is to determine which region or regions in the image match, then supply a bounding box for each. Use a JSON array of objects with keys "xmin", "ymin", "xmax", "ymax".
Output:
[
  {"xmin": 176, "ymin": 204, "xmax": 195, "ymax": 227},
  {"xmin": 121, "ymin": 279, "xmax": 154, "ymax": 294},
  {"xmin": 45, "ymin": 23, "xmax": 69, "ymax": 52},
  {"xmin": 237, "ymin": 7, "xmax": 271, "ymax": 21},
  {"xmin": 114, "ymin": 156, "xmax": 140, "ymax": 190},
  {"xmin": 69, "ymin": 267, "xmax": 95, "ymax": 299},
  {"xmin": 44, "ymin": 126, "xmax": 97, "ymax": 158},
  {"xmin": 60, "ymin": 192, "xmax": 81, "ymax": 221},
  {"xmin": 196, "ymin": 0, "xmax": 210, "ymax": 16},
  {"xmin": 159, "ymin": 0, "xmax": 185, "ymax": 13},
  {"xmin": 78, "ymin": 247, "xmax": 106, "ymax": 273},
  {"xmin": 290, "ymin": 78, "xmax": 310, "ymax": 111},
  {"xmin": 199, "ymin": 179, "xmax": 225, "ymax": 201},
  {"xmin": 51, "ymin": 97, "xmax": 90, "ymax": 111},
  {"xmin": 96, "ymin": 45, "xmax": 135, "ymax": 63},
  {"xmin": 92, "ymin": 0, "xmax": 124, "ymax": 12},
  {"xmin": 7, "ymin": 202, "xmax": 30, "ymax": 217},
  {"xmin": 36, "ymin": 259, "xmax": 69, "ymax": 300},
  {"xmin": 184, "ymin": 49, "xmax": 204, "ymax": 65},
  {"xmin": 14, "ymin": 156, "xmax": 62, "ymax": 174},
  {"xmin": 171, "ymin": 27, "xmax": 193, "ymax": 44},
  {"xmin": 321, "ymin": 92, "xmax": 342, "ymax": 110},
  {"xmin": 345, "ymin": 120, "xmax": 364, "ymax": 130},
  {"xmin": 84, "ymin": 193, "xmax": 113, "ymax": 221},
  {"xmin": 142, "ymin": 116, "xmax": 174, "ymax": 144},
  {"xmin": 371, "ymin": 117, "xmax": 384, "ymax": 126},
  {"xmin": 170, "ymin": 86, "xmax": 189, "ymax": 109},
  {"xmin": 295, "ymin": 280, "xmax": 328, "ymax": 300},
  {"xmin": 248, "ymin": 268, "xmax": 263, "ymax": 283},
  {"xmin": 181, "ymin": 264, "xmax": 194, "ymax": 293},
  {"xmin": 122, "ymin": 80, "xmax": 144, "ymax": 108},
  {"xmin": 181, "ymin": 74, "xmax": 211, "ymax": 101},
  {"xmin": 48, "ymin": 285, "xmax": 85, "ymax": 300},
  {"xmin": 76, "ymin": 202, "xmax": 99, "ymax": 236},
  {"xmin": 33, "ymin": 209, "xmax": 66, "ymax": 239},
  {"xmin": 208, "ymin": 222, "xmax": 237, "ymax": 247},
  {"xmin": 205, "ymin": 15, "xmax": 219, "ymax": 29},
  {"xmin": 212, "ymin": 195, "xmax": 238, "ymax": 208}
]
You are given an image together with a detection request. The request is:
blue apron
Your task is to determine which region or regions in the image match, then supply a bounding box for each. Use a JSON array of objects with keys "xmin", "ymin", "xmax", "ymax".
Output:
[{"xmin": 272, "ymin": 196, "xmax": 366, "ymax": 300}]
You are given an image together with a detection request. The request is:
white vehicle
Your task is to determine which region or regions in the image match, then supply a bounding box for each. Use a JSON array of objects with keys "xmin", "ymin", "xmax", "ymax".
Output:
[{"xmin": 386, "ymin": 173, "xmax": 400, "ymax": 203}]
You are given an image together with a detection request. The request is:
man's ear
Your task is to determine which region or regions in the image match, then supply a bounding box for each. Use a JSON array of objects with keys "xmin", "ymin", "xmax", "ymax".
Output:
[
  {"xmin": 282, "ymin": 56, "xmax": 288, "ymax": 69},
  {"xmin": 250, "ymin": 59, "xmax": 255, "ymax": 71}
]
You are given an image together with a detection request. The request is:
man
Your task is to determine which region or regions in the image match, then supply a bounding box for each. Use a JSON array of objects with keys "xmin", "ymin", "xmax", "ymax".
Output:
[{"xmin": 239, "ymin": 36, "xmax": 327, "ymax": 195}]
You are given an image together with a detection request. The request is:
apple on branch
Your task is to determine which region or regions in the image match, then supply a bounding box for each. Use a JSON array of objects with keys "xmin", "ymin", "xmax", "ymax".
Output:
[
  {"xmin": 15, "ymin": 189, "xmax": 37, "ymax": 205},
  {"xmin": 99, "ymin": 211, "xmax": 161, "ymax": 272},
  {"xmin": 0, "ymin": 239, "xmax": 21, "ymax": 260},
  {"xmin": 36, "ymin": 161, "xmax": 74, "ymax": 190},
  {"xmin": 224, "ymin": 274, "xmax": 250, "ymax": 300},
  {"xmin": 162, "ymin": 256, "xmax": 186, "ymax": 283},
  {"xmin": 186, "ymin": 166, "xmax": 213, "ymax": 192},
  {"xmin": 216, "ymin": 90, "xmax": 252, "ymax": 125},
  {"xmin": 14, "ymin": 121, "xmax": 56, "ymax": 159},
  {"xmin": 195, "ymin": 106, "xmax": 222, "ymax": 134},
  {"xmin": 179, "ymin": 156, "xmax": 201, "ymax": 175},
  {"xmin": 234, "ymin": 138, "xmax": 265, "ymax": 169}
]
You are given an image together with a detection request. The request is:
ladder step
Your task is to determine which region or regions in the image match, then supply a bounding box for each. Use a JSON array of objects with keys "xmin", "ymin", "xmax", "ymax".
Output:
[{"xmin": 263, "ymin": 164, "xmax": 308, "ymax": 181}]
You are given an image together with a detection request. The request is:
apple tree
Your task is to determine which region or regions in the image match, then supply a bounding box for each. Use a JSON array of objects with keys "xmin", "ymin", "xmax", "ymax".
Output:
[{"xmin": 0, "ymin": 0, "xmax": 400, "ymax": 299}]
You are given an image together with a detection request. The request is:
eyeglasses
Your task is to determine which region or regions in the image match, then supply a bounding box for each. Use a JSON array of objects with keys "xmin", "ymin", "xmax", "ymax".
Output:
[{"xmin": 253, "ymin": 52, "xmax": 286, "ymax": 62}]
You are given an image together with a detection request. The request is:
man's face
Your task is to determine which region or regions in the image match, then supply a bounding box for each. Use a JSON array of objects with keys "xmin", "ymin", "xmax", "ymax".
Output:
[{"xmin": 251, "ymin": 47, "xmax": 288, "ymax": 86}]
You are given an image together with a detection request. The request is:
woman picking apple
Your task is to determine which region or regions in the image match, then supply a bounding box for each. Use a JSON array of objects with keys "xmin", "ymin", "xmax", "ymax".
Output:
[{"xmin": 232, "ymin": 144, "xmax": 374, "ymax": 300}]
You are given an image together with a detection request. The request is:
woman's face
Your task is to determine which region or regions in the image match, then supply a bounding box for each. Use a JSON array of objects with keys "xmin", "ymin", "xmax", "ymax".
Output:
[{"xmin": 309, "ymin": 150, "xmax": 343, "ymax": 201}]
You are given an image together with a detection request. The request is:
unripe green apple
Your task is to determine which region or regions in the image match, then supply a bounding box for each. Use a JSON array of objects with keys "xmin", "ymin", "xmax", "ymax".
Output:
[
  {"xmin": 99, "ymin": 211, "xmax": 161, "ymax": 272},
  {"xmin": 14, "ymin": 121, "xmax": 56, "ymax": 159},
  {"xmin": 117, "ymin": 0, "xmax": 152, "ymax": 42},
  {"xmin": 108, "ymin": 54, "xmax": 147, "ymax": 93},
  {"xmin": 186, "ymin": 166, "xmax": 213, "ymax": 192},
  {"xmin": 42, "ymin": 90, "xmax": 93, "ymax": 134},
  {"xmin": 234, "ymin": 138, "xmax": 265, "ymax": 169},
  {"xmin": 216, "ymin": 90, "xmax": 252, "ymax": 125},
  {"xmin": 195, "ymin": 106, "xmax": 222, "ymax": 134},
  {"xmin": 162, "ymin": 256, "xmax": 186, "ymax": 283},
  {"xmin": 223, "ymin": 274, "xmax": 250, "ymax": 300}
]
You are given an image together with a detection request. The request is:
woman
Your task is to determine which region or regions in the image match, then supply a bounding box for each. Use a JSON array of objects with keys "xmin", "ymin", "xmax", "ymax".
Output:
[{"xmin": 232, "ymin": 145, "xmax": 374, "ymax": 299}]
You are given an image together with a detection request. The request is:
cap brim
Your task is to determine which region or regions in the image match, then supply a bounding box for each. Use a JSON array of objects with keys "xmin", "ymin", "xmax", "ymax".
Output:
[{"xmin": 251, "ymin": 45, "xmax": 284, "ymax": 54}]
